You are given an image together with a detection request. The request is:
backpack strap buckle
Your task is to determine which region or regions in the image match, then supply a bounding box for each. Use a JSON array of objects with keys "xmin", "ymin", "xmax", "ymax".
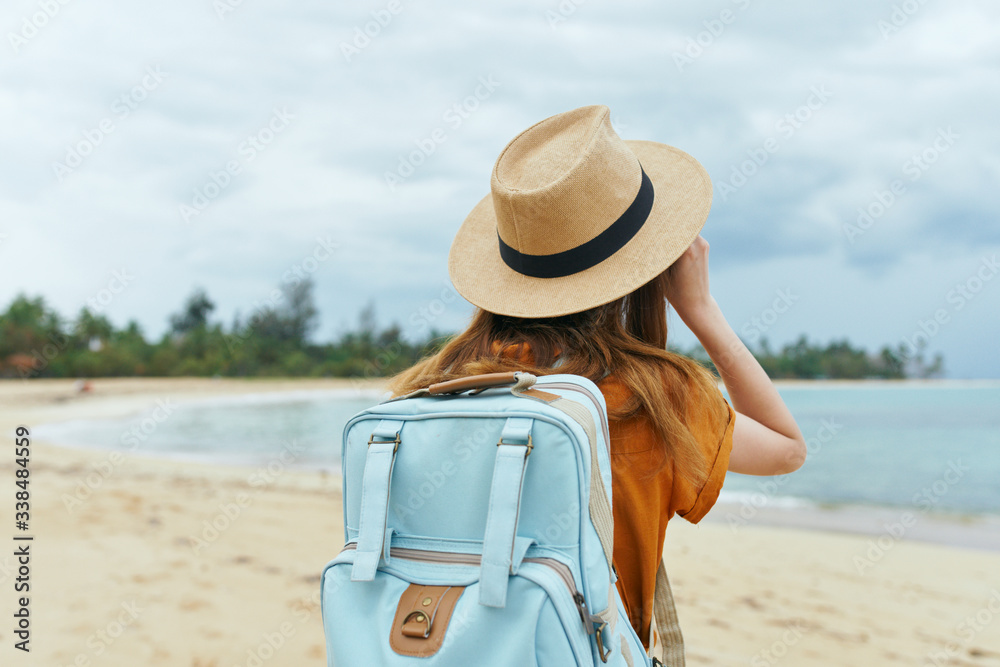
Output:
[
  {"xmin": 593, "ymin": 620, "xmax": 612, "ymax": 663},
  {"xmin": 367, "ymin": 433, "xmax": 400, "ymax": 453},
  {"xmin": 498, "ymin": 433, "xmax": 532, "ymax": 456}
]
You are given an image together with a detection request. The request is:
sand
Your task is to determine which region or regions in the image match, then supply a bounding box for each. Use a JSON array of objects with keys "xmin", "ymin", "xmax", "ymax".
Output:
[{"xmin": 0, "ymin": 378, "xmax": 998, "ymax": 666}]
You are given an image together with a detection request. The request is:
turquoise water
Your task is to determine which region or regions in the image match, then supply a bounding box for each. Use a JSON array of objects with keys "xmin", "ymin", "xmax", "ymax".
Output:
[
  {"xmin": 719, "ymin": 383, "xmax": 1000, "ymax": 515},
  {"xmin": 36, "ymin": 383, "xmax": 1000, "ymax": 515},
  {"xmin": 36, "ymin": 390, "xmax": 379, "ymax": 470}
]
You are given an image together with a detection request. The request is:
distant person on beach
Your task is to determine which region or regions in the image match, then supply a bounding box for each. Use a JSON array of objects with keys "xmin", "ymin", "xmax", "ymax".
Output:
[{"xmin": 390, "ymin": 105, "xmax": 807, "ymax": 650}]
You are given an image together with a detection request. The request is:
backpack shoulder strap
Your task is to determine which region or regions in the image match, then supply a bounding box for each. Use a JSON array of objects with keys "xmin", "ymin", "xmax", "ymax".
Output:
[
  {"xmin": 545, "ymin": 395, "xmax": 618, "ymax": 643},
  {"xmin": 650, "ymin": 558, "xmax": 685, "ymax": 666},
  {"xmin": 545, "ymin": 397, "xmax": 615, "ymax": 573}
]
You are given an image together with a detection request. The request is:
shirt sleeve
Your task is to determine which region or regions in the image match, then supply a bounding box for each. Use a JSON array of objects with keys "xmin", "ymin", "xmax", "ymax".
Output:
[{"xmin": 671, "ymin": 383, "xmax": 736, "ymax": 524}]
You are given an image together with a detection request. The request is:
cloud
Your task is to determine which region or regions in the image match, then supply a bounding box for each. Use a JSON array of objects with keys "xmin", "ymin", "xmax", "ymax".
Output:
[{"xmin": 0, "ymin": 0, "xmax": 998, "ymax": 375}]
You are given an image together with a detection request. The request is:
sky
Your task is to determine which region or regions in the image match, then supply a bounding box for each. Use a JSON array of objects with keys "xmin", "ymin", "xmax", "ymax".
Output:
[{"xmin": 1, "ymin": 0, "xmax": 998, "ymax": 377}]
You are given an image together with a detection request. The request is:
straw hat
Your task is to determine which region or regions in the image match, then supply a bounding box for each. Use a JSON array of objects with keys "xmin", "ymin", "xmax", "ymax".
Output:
[{"xmin": 448, "ymin": 104, "xmax": 713, "ymax": 318}]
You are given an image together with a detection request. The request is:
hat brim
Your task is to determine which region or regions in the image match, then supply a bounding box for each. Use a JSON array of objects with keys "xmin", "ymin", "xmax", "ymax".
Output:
[{"xmin": 448, "ymin": 140, "xmax": 713, "ymax": 318}]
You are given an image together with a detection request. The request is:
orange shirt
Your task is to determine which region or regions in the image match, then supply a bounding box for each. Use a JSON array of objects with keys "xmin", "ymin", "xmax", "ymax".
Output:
[
  {"xmin": 493, "ymin": 342, "xmax": 736, "ymax": 646},
  {"xmin": 596, "ymin": 374, "xmax": 735, "ymax": 647}
]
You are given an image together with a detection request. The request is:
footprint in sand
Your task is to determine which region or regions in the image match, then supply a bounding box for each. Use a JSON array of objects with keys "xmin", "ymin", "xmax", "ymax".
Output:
[{"xmin": 179, "ymin": 598, "xmax": 212, "ymax": 611}]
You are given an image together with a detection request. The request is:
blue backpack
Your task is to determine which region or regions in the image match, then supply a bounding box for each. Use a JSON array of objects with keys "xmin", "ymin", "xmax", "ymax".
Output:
[{"xmin": 321, "ymin": 371, "xmax": 685, "ymax": 666}]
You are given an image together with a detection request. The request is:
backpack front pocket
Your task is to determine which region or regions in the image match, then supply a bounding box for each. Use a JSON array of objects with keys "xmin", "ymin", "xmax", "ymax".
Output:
[{"xmin": 321, "ymin": 545, "xmax": 595, "ymax": 666}]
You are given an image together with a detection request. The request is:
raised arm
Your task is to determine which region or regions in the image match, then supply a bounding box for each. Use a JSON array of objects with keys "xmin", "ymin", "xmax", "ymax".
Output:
[{"xmin": 665, "ymin": 236, "xmax": 807, "ymax": 476}]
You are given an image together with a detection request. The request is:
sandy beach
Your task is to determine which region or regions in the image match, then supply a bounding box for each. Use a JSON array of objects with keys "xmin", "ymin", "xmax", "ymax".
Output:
[{"xmin": 1, "ymin": 378, "xmax": 999, "ymax": 667}]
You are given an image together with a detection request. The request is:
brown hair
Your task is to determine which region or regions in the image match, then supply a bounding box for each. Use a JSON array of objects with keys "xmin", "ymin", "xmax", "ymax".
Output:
[{"xmin": 388, "ymin": 270, "xmax": 723, "ymax": 485}]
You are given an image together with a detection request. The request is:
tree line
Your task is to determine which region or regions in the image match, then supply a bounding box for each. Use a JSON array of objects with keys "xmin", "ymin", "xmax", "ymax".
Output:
[{"xmin": 0, "ymin": 280, "xmax": 943, "ymax": 380}]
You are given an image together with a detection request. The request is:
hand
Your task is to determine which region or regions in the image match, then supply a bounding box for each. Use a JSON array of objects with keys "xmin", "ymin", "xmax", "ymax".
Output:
[{"xmin": 663, "ymin": 235, "xmax": 716, "ymax": 326}]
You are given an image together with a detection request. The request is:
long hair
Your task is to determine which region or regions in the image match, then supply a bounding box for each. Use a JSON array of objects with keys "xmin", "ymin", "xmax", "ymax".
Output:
[{"xmin": 388, "ymin": 270, "xmax": 723, "ymax": 485}]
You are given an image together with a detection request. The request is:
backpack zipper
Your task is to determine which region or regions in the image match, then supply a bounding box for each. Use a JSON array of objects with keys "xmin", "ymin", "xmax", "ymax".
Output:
[
  {"xmin": 338, "ymin": 542, "xmax": 590, "ymax": 625},
  {"xmin": 538, "ymin": 382, "xmax": 611, "ymax": 451}
]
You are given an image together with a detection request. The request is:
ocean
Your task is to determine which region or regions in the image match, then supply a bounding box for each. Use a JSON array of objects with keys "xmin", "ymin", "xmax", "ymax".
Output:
[
  {"xmin": 35, "ymin": 382, "xmax": 1000, "ymax": 517},
  {"xmin": 717, "ymin": 382, "xmax": 1000, "ymax": 517}
]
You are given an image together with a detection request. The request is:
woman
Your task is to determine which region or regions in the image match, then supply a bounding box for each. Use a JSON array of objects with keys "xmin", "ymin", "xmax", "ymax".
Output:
[{"xmin": 389, "ymin": 105, "xmax": 807, "ymax": 652}]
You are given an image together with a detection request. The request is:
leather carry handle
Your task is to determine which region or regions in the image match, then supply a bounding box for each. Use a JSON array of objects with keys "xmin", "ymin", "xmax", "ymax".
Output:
[{"xmin": 427, "ymin": 372, "xmax": 532, "ymax": 395}]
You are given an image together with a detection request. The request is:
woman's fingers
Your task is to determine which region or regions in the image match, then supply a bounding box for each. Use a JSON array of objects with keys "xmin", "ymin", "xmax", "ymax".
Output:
[{"xmin": 665, "ymin": 235, "xmax": 713, "ymax": 318}]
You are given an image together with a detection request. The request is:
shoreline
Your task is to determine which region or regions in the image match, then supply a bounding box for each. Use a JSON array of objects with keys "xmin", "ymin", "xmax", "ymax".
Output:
[
  {"xmin": 2, "ymin": 377, "xmax": 1000, "ymax": 665},
  {"xmin": 5, "ymin": 375, "xmax": 1000, "ymax": 405},
  {"xmin": 31, "ymin": 440, "xmax": 1000, "ymax": 555},
  {"xmin": 704, "ymin": 498, "xmax": 1000, "ymax": 553},
  {"xmin": 767, "ymin": 377, "xmax": 1000, "ymax": 389},
  {"xmin": 9, "ymin": 376, "xmax": 1000, "ymax": 553}
]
